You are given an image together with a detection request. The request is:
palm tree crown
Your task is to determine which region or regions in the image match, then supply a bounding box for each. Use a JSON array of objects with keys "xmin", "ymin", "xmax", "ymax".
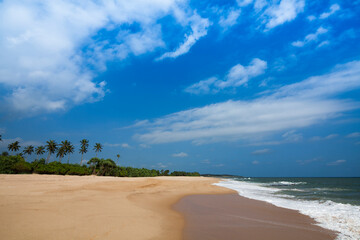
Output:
[
  {"xmin": 8, "ymin": 141, "xmax": 20, "ymax": 153},
  {"xmin": 23, "ymin": 145, "xmax": 34, "ymax": 161},
  {"xmin": 65, "ymin": 141, "xmax": 74, "ymax": 164},
  {"xmin": 46, "ymin": 140, "xmax": 57, "ymax": 164},
  {"xmin": 35, "ymin": 146, "xmax": 45, "ymax": 160},
  {"xmin": 79, "ymin": 139, "xmax": 89, "ymax": 165},
  {"xmin": 57, "ymin": 140, "xmax": 70, "ymax": 163},
  {"xmin": 93, "ymin": 143, "xmax": 102, "ymax": 157}
]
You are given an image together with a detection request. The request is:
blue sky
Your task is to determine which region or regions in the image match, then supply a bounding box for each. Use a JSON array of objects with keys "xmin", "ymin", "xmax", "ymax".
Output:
[{"xmin": 0, "ymin": 0, "xmax": 359, "ymax": 176}]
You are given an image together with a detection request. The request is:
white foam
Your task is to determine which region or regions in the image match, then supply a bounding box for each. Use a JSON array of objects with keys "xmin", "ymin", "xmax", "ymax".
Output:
[
  {"xmin": 214, "ymin": 179, "xmax": 360, "ymax": 240},
  {"xmin": 264, "ymin": 181, "xmax": 307, "ymax": 186}
]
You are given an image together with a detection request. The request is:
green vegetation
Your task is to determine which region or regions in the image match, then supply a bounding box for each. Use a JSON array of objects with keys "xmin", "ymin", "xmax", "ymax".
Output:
[
  {"xmin": 45, "ymin": 140, "xmax": 57, "ymax": 164},
  {"xmin": 0, "ymin": 137, "xmax": 200, "ymax": 177},
  {"xmin": 0, "ymin": 155, "xmax": 200, "ymax": 177},
  {"xmin": 79, "ymin": 139, "xmax": 89, "ymax": 165}
]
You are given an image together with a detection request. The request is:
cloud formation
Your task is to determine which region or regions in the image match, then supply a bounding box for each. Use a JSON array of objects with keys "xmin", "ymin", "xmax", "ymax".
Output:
[
  {"xmin": 0, "ymin": 0, "xmax": 207, "ymax": 116},
  {"xmin": 347, "ymin": 132, "xmax": 360, "ymax": 138},
  {"xmin": 172, "ymin": 152, "xmax": 188, "ymax": 157},
  {"xmin": 327, "ymin": 159, "xmax": 346, "ymax": 166},
  {"xmin": 251, "ymin": 148, "xmax": 271, "ymax": 155},
  {"xmin": 319, "ymin": 4, "xmax": 340, "ymax": 19},
  {"xmin": 310, "ymin": 134, "xmax": 338, "ymax": 141},
  {"xmin": 136, "ymin": 60, "xmax": 360, "ymax": 144},
  {"xmin": 292, "ymin": 27, "xmax": 328, "ymax": 47},
  {"xmin": 262, "ymin": 0, "xmax": 305, "ymax": 30},
  {"xmin": 219, "ymin": 8, "xmax": 241, "ymax": 29},
  {"xmin": 156, "ymin": 12, "xmax": 210, "ymax": 60},
  {"xmin": 236, "ymin": 0, "xmax": 305, "ymax": 30},
  {"xmin": 185, "ymin": 58, "xmax": 267, "ymax": 94}
]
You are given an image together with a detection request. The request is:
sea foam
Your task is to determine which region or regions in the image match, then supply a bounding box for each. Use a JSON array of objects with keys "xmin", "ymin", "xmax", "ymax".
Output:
[{"xmin": 214, "ymin": 179, "xmax": 360, "ymax": 240}]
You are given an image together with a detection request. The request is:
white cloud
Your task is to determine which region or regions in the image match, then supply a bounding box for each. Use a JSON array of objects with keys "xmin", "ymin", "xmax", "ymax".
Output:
[
  {"xmin": 157, "ymin": 162, "xmax": 167, "ymax": 168},
  {"xmin": 156, "ymin": 12, "xmax": 210, "ymax": 60},
  {"xmin": 310, "ymin": 134, "xmax": 338, "ymax": 141},
  {"xmin": 235, "ymin": 0, "xmax": 304, "ymax": 30},
  {"xmin": 185, "ymin": 58, "xmax": 267, "ymax": 94},
  {"xmin": 0, "ymin": 0, "xmax": 205, "ymax": 116},
  {"xmin": 213, "ymin": 163, "xmax": 224, "ymax": 167},
  {"xmin": 172, "ymin": 152, "xmax": 188, "ymax": 157},
  {"xmin": 297, "ymin": 157, "xmax": 322, "ymax": 165},
  {"xmin": 185, "ymin": 77, "xmax": 219, "ymax": 94},
  {"xmin": 282, "ymin": 130, "xmax": 303, "ymax": 142},
  {"xmin": 292, "ymin": 27, "xmax": 328, "ymax": 47},
  {"xmin": 237, "ymin": 0, "xmax": 253, "ymax": 7},
  {"xmin": 320, "ymin": 4, "xmax": 340, "ymax": 19},
  {"xmin": 252, "ymin": 160, "xmax": 260, "ymax": 165},
  {"xmin": 219, "ymin": 9, "xmax": 241, "ymax": 29},
  {"xmin": 135, "ymin": 60, "xmax": 360, "ymax": 144},
  {"xmin": 139, "ymin": 143, "xmax": 151, "ymax": 148},
  {"xmin": 327, "ymin": 159, "xmax": 346, "ymax": 166},
  {"xmin": 262, "ymin": 0, "xmax": 305, "ymax": 30},
  {"xmin": 251, "ymin": 148, "xmax": 271, "ymax": 155},
  {"xmin": 317, "ymin": 40, "xmax": 330, "ymax": 48},
  {"xmin": 347, "ymin": 132, "xmax": 360, "ymax": 138},
  {"xmin": 104, "ymin": 142, "xmax": 131, "ymax": 148},
  {"xmin": 201, "ymin": 159, "xmax": 211, "ymax": 164},
  {"xmin": 121, "ymin": 143, "xmax": 131, "ymax": 148},
  {"xmin": 307, "ymin": 15, "xmax": 316, "ymax": 21}
]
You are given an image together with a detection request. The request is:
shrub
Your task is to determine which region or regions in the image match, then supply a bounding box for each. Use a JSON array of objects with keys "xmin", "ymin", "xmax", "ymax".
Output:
[
  {"xmin": 0, "ymin": 155, "xmax": 25, "ymax": 174},
  {"xmin": 12, "ymin": 161, "xmax": 32, "ymax": 174}
]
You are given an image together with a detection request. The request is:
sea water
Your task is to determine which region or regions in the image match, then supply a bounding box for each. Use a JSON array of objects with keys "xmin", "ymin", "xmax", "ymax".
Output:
[{"xmin": 214, "ymin": 177, "xmax": 360, "ymax": 240}]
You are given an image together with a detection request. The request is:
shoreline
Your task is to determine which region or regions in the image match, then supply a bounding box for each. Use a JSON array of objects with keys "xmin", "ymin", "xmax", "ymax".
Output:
[
  {"xmin": 174, "ymin": 193, "xmax": 337, "ymax": 240},
  {"xmin": 0, "ymin": 174, "xmax": 337, "ymax": 239}
]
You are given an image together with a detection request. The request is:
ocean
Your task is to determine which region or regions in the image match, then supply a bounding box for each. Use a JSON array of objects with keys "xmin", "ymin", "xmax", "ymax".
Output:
[{"xmin": 214, "ymin": 177, "xmax": 360, "ymax": 240}]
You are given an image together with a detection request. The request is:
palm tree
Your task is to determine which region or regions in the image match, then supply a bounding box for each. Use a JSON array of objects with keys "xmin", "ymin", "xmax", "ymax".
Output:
[
  {"xmin": 46, "ymin": 140, "xmax": 57, "ymax": 164},
  {"xmin": 99, "ymin": 158, "xmax": 116, "ymax": 176},
  {"xmin": 93, "ymin": 143, "xmax": 102, "ymax": 157},
  {"xmin": 57, "ymin": 140, "xmax": 70, "ymax": 163},
  {"xmin": 88, "ymin": 157, "xmax": 100, "ymax": 175},
  {"xmin": 35, "ymin": 146, "xmax": 45, "ymax": 160},
  {"xmin": 8, "ymin": 141, "xmax": 20, "ymax": 154},
  {"xmin": 0, "ymin": 134, "xmax": 2, "ymax": 141},
  {"xmin": 56, "ymin": 146, "xmax": 66, "ymax": 163},
  {"xmin": 23, "ymin": 145, "xmax": 34, "ymax": 161},
  {"xmin": 116, "ymin": 154, "xmax": 120, "ymax": 165},
  {"xmin": 79, "ymin": 139, "xmax": 89, "ymax": 165},
  {"xmin": 66, "ymin": 142, "xmax": 74, "ymax": 164}
]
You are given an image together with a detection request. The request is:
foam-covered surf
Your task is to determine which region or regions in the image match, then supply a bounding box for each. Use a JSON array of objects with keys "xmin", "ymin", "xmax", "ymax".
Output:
[{"xmin": 215, "ymin": 178, "xmax": 360, "ymax": 240}]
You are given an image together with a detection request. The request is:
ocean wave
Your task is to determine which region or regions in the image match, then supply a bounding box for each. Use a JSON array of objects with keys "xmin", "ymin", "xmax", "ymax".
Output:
[
  {"xmin": 263, "ymin": 181, "xmax": 307, "ymax": 186},
  {"xmin": 215, "ymin": 179, "xmax": 360, "ymax": 240}
]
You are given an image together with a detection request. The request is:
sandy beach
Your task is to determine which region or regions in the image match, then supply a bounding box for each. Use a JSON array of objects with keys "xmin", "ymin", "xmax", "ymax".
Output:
[
  {"xmin": 0, "ymin": 174, "xmax": 336, "ymax": 240},
  {"xmin": 0, "ymin": 174, "xmax": 231, "ymax": 240}
]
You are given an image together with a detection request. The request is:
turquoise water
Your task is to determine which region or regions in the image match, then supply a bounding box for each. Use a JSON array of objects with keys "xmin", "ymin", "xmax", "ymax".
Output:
[{"xmin": 215, "ymin": 177, "xmax": 360, "ymax": 240}]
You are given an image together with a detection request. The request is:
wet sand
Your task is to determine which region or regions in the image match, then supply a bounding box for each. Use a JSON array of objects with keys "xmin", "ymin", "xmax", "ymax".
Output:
[{"xmin": 174, "ymin": 193, "xmax": 337, "ymax": 240}]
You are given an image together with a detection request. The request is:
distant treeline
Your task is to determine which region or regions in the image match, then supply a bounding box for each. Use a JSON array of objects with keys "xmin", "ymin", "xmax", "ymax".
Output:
[{"xmin": 0, "ymin": 154, "xmax": 200, "ymax": 177}]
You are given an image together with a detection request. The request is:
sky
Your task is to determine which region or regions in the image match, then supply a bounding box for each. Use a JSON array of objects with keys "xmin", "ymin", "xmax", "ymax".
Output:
[{"xmin": 0, "ymin": 0, "xmax": 359, "ymax": 177}]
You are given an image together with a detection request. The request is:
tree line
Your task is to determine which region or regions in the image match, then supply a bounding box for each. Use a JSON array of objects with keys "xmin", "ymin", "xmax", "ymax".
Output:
[
  {"xmin": 0, "ymin": 135, "xmax": 200, "ymax": 177},
  {"xmin": 6, "ymin": 138, "xmax": 115, "ymax": 165}
]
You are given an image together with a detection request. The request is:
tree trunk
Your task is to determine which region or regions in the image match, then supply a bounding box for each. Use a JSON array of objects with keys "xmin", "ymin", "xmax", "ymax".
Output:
[
  {"xmin": 46, "ymin": 153, "xmax": 51, "ymax": 164},
  {"xmin": 80, "ymin": 154, "xmax": 83, "ymax": 165}
]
